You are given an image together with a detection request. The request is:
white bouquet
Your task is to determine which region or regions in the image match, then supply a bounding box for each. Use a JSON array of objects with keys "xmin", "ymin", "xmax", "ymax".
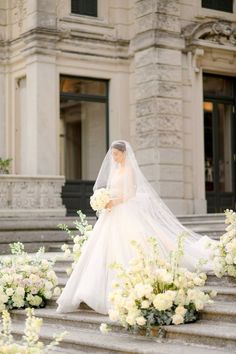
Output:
[
  {"xmin": 211, "ymin": 209, "xmax": 236, "ymax": 278},
  {"xmin": 106, "ymin": 234, "xmax": 215, "ymax": 334},
  {"xmin": 0, "ymin": 308, "xmax": 67, "ymax": 353},
  {"xmin": 90, "ymin": 188, "xmax": 110, "ymax": 211},
  {"xmin": 59, "ymin": 210, "xmax": 93, "ymax": 275},
  {"xmin": 0, "ymin": 243, "xmax": 60, "ymax": 311}
]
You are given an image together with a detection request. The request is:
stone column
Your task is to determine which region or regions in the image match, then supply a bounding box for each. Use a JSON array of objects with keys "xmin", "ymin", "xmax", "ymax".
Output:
[
  {"xmin": 0, "ymin": 2, "xmax": 6, "ymax": 158},
  {"xmin": 23, "ymin": 54, "xmax": 58, "ymax": 175},
  {"xmin": 133, "ymin": 0, "xmax": 188, "ymax": 214}
]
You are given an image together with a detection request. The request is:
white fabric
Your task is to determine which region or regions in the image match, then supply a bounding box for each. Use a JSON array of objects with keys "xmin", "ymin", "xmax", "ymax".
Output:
[{"xmin": 56, "ymin": 140, "xmax": 213, "ymax": 315}]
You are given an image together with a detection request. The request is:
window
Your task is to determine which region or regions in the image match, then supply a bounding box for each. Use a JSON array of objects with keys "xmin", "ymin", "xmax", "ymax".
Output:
[
  {"xmin": 202, "ymin": 0, "xmax": 233, "ymax": 13},
  {"xmin": 71, "ymin": 0, "xmax": 97, "ymax": 17}
]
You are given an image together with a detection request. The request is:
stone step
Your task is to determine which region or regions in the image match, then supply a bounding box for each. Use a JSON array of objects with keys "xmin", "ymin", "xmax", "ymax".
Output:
[
  {"xmin": 200, "ymin": 301, "xmax": 236, "ymax": 323},
  {"xmin": 202, "ymin": 286, "xmax": 236, "ymax": 302},
  {"xmin": 12, "ymin": 299, "xmax": 236, "ymax": 333},
  {"xmin": 177, "ymin": 214, "xmax": 225, "ymax": 223},
  {"xmin": 163, "ymin": 320, "xmax": 236, "ymax": 349},
  {"xmin": 10, "ymin": 317, "xmax": 229, "ymax": 354}
]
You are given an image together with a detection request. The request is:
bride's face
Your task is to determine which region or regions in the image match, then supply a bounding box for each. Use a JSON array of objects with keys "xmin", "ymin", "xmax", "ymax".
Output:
[{"xmin": 112, "ymin": 148, "xmax": 125, "ymax": 163}]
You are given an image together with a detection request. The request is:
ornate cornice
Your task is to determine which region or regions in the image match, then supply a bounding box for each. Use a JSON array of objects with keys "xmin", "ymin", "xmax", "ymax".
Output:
[{"xmin": 183, "ymin": 20, "xmax": 236, "ymax": 48}]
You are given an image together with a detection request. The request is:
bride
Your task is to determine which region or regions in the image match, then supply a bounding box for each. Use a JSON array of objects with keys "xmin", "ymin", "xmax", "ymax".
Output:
[{"xmin": 57, "ymin": 140, "xmax": 213, "ymax": 315}]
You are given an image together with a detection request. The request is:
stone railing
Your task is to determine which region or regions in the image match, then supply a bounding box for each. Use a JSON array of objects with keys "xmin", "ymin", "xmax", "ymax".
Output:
[{"xmin": 0, "ymin": 175, "xmax": 66, "ymax": 217}]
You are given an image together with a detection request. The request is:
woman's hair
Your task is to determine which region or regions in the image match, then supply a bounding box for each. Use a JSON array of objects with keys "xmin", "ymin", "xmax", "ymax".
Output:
[{"xmin": 111, "ymin": 141, "xmax": 126, "ymax": 152}]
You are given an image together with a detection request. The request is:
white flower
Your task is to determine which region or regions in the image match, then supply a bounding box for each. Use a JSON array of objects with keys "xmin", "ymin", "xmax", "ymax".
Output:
[
  {"xmin": 108, "ymin": 309, "xmax": 119, "ymax": 322},
  {"xmin": 175, "ymin": 306, "xmax": 187, "ymax": 317},
  {"xmin": 153, "ymin": 293, "xmax": 173, "ymax": 311},
  {"xmin": 61, "ymin": 244, "xmax": 68, "ymax": 251},
  {"xmin": 100, "ymin": 323, "xmax": 110, "ymax": 334},
  {"xmin": 141, "ymin": 300, "xmax": 150, "ymax": 309},
  {"xmin": 136, "ymin": 316, "xmax": 146, "ymax": 326},
  {"xmin": 53, "ymin": 287, "xmax": 61, "ymax": 297},
  {"xmin": 6, "ymin": 288, "xmax": 14, "ymax": 297},
  {"xmin": 172, "ymin": 314, "xmax": 184, "ymax": 325}
]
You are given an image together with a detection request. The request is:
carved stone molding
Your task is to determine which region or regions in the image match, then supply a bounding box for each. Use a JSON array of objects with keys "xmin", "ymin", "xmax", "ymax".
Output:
[
  {"xmin": 0, "ymin": 175, "xmax": 66, "ymax": 217},
  {"xmin": 183, "ymin": 20, "xmax": 236, "ymax": 48}
]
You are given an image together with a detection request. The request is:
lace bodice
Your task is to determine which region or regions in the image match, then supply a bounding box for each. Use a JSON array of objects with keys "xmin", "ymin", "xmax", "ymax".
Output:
[{"xmin": 109, "ymin": 172, "xmax": 125, "ymax": 199}]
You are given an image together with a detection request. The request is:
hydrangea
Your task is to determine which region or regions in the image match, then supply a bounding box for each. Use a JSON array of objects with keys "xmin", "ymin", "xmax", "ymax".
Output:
[{"xmin": 0, "ymin": 243, "xmax": 60, "ymax": 311}]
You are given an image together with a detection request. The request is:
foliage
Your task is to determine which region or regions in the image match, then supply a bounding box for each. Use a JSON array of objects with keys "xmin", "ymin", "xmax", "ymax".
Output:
[{"xmin": 58, "ymin": 210, "xmax": 92, "ymax": 275}]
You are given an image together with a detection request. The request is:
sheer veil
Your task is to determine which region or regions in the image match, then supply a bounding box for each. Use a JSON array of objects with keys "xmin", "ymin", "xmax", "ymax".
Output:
[{"xmin": 94, "ymin": 140, "xmax": 211, "ymax": 256}]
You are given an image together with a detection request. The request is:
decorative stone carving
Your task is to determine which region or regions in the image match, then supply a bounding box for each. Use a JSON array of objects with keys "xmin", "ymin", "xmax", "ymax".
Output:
[
  {"xmin": 0, "ymin": 175, "xmax": 66, "ymax": 217},
  {"xmin": 201, "ymin": 21, "xmax": 236, "ymax": 46},
  {"xmin": 183, "ymin": 20, "xmax": 236, "ymax": 47}
]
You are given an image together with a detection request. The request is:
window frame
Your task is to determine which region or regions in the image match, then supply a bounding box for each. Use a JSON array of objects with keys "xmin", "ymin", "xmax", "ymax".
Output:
[
  {"xmin": 201, "ymin": 0, "xmax": 234, "ymax": 13},
  {"xmin": 71, "ymin": 0, "xmax": 98, "ymax": 17}
]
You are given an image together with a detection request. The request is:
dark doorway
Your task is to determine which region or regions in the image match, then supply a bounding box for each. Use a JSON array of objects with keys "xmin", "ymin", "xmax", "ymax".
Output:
[
  {"xmin": 203, "ymin": 74, "xmax": 236, "ymax": 212},
  {"xmin": 60, "ymin": 76, "xmax": 109, "ymax": 216}
]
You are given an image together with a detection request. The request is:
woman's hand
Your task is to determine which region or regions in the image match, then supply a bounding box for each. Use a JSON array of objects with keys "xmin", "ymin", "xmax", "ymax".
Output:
[{"xmin": 105, "ymin": 200, "xmax": 114, "ymax": 211}]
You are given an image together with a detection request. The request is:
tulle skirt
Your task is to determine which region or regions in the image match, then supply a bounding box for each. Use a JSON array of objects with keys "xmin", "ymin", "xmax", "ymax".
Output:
[{"xmin": 56, "ymin": 199, "xmax": 213, "ymax": 315}]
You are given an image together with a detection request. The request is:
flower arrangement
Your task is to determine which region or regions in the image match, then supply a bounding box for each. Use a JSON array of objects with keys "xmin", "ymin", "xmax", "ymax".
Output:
[
  {"xmin": 105, "ymin": 234, "xmax": 215, "ymax": 335},
  {"xmin": 0, "ymin": 242, "xmax": 60, "ymax": 311},
  {"xmin": 59, "ymin": 210, "xmax": 93, "ymax": 275},
  {"xmin": 90, "ymin": 188, "xmax": 110, "ymax": 212},
  {"xmin": 211, "ymin": 209, "xmax": 236, "ymax": 278},
  {"xmin": 0, "ymin": 308, "xmax": 67, "ymax": 353}
]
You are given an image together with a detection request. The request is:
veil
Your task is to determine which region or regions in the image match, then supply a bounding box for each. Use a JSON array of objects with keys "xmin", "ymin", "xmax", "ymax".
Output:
[{"xmin": 93, "ymin": 140, "xmax": 212, "ymax": 260}]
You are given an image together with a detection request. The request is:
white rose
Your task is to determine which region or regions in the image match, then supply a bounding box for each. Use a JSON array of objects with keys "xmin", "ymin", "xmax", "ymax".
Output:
[
  {"xmin": 136, "ymin": 316, "xmax": 146, "ymax": 326},
  {"xmin": 153, "ymin": 293, "xmax": 173, "ymax": 311},
  {"xmin": 53, "ymin": 287, "xmax": 61, "ymax": 297},
  {"xmin": 175, "ymin": 306, "xmax": 187, "ymax": 317},
  {"xmin": 172, "ymin": 314, "xmax": 184, "ymax": 325}
]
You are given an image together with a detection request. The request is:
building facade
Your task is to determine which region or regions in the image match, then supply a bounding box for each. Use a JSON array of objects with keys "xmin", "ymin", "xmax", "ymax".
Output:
[{"xmin": 0, "ymin": 0, "xmax": 236, "ymax": 217}]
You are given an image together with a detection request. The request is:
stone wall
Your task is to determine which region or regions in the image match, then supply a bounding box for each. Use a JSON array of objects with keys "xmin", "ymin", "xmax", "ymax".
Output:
[
  {"xmin": 0, "ymin": 175, "xmax": 66, "ymax": 217},
  {"xmin": 132, "ymin": 0, "xmax": 189, "ymax": 214}
]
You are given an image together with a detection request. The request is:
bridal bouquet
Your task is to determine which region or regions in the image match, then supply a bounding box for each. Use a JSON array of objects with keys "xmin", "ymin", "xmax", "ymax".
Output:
[
  {"xmin": 0, "ymin": 242, "xmax": 60, "ymax": 311},
  {"xmin": 0, "ymin": 308, "xmax": 67, "ymax": 353},
  {"xmin": 107, "ymin": 234, "xmax": 215, "ymax": 334},
  {"xmin": 211, "ymin": 209, "xmax": 236, "ymax": 278},
  {"xmin": 59, "ymin": 210, "xmax": 93, "ymax": 275},
  {"xmin": 90, "ymin": 188, "xmax": 110, "ymax": 211}
]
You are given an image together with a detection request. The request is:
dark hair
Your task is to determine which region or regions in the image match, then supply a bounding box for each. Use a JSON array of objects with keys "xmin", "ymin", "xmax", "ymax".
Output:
[{"xmin": 111, "ymin": 141, "xmax": 126, "ymax": 152}]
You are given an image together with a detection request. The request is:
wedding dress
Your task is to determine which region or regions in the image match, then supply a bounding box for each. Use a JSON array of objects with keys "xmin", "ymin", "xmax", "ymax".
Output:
[{"xmin": 57, "ymin": 140, "xmax": 213, "ymax": 315}]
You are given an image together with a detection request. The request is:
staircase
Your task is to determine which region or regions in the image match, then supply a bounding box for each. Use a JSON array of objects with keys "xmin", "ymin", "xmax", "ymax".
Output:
[
  {"xmin": 2, "ymin": 213, "xmax": 235, "ymax": 353},
  {"xmin": 0, "ymin": 213, "xmax": 225, "ymax": 255},
  {"xmin": 10, "ymin": 255, "xmax": 236, "ymax": 353}
]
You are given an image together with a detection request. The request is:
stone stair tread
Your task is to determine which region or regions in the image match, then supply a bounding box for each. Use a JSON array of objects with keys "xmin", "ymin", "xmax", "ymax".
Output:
[
  {"xmin": 202, "ymin": 285, "xmax": 236, "ymax": 293},
  {"xmin": 203, "ymin": 301, "xmax": 236, "ymax": 315},
  {"xmin": 164, "ymin": 320, "xmax": 236, "ymax": 338},
  {"xmin": 10, "ymin": 321, "xmax": 229, "ymax": 354}
]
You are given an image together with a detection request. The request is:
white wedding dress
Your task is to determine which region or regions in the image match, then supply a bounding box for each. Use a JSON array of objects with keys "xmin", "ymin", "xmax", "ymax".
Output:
[{"xmin": 57, "ymin": 141, "xmax": 213, "ymax": 315}]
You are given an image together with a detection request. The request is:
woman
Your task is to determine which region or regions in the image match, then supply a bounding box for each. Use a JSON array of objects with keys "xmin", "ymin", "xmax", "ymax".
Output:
[{"xmin": 57, "ymin": 140, "xmax": 213, "ymax": 315}]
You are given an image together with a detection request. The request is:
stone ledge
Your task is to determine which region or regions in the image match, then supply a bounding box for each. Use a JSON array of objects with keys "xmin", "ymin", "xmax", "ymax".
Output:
[{"xmin": 0, "ymin": 175, "xmax": 66, "ymax": 217}]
